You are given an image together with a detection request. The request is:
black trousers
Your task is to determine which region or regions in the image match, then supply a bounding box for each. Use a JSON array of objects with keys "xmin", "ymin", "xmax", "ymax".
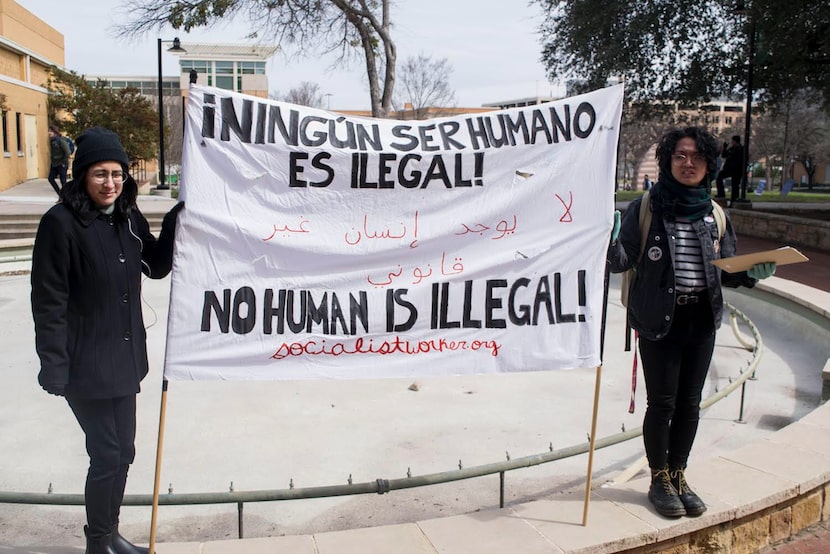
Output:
[
  {"xmin": 66, "ymin": 394, "xmax": 137, "ymax": 537},
  {"xmin": 639, "ymin": 301, "xmax": 715, "ymax": 470},
  {"xmin": 716, "ymin": 168, "xmax": 743, "ymax": 200},
  {"xmin": 47, "ymin": 164, "xmax": 68, "ymax": 195}
]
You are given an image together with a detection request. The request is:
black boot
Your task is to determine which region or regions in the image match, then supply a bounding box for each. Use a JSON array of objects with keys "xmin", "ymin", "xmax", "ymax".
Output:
[
  {"xmin": 111, "ymin": 525, "xmax": 151, "ymax": 554},
  {"xmin": 648, "ymin": 467, "xmax": 686, "ymax": 518},
  {"xmin": 670, "ymin": 467, "xmax": 707, "ymax": 516},
  {"xmin": 84, "ymin": 525, "xmax": 117, "ymax": 554}
]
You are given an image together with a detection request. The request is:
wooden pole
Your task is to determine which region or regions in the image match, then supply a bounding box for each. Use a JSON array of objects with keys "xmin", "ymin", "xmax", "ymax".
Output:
[
  {"xmin": 582, "ymin": 364, "xmax": 602, "ymax": 526},
  {"xmin": 149, "ymin": 379, "xmax": 169, "ymax": 551},
  {"xmin": 582, "ymin": 195, "xmax": 615, "ymax": 526}
]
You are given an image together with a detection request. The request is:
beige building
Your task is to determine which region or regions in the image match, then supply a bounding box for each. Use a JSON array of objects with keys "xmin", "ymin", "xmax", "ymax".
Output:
[
  {"xmin": 171, "ymin": 42, "xmax": 277, "ymax": 98},
  {"xmin": 89, "ymin": 43, "xmax": 278, "ymax": 185},
  {"xmin": 0, "ymin": 0, "xmax": 63, "ymax": 192},
  {"xmin": 0, "ymin": 0, "xmax": 279, "ymax": 191}
]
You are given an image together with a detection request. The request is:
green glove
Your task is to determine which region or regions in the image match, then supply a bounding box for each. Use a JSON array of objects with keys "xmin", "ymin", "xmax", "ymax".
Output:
[
  {"xmin": 611, "ymin": 210, "xmax": 621, "ymax": 242},
  {"xmin": 747, "ymin": 261, "xmax": 776, "ymax": 280}
]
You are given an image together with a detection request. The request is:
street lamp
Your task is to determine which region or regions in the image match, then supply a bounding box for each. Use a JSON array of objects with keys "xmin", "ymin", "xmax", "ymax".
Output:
[
  {"xmin": 733, "ymin": 1, "xmax": 754, "ymax": 205},
  {"xmin": 157, "ymin": 37, "xmax": 186, "ymax": 190}
]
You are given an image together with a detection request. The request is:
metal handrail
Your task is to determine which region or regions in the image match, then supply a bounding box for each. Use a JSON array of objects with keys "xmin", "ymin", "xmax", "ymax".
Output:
[
  {"xmin": 0, "ymin": 303, "xmax": 762, "ymax": 537},
  {"xmin": 0, "ymin": 254, "xmax": 32, "ymax": 264}
]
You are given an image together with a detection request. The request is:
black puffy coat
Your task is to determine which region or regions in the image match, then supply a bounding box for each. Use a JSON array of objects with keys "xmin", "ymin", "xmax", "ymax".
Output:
[
  {"xmin": 608, "ymin": 195, "xmax": 755, "ymax": 340},
  {"xmin": 31, "ymin": 203, "xmax": 176, "ymax": 398}
]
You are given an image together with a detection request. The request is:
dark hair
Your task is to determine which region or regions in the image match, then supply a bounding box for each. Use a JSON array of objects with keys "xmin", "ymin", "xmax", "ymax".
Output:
[
  {"xmin": 732, "ymin": 135, "xmax": 741, "ymax": 143},
  {"xmin": 60, "ymin": 164, "xmax": 138, "ymax": 220},
  {"xmin": 48, "ymin": 125, "xmax": 60, "ymax": 134},
  {"xmin": 655, "ymin": 126, "xmax": 720, "ymax": 181}
]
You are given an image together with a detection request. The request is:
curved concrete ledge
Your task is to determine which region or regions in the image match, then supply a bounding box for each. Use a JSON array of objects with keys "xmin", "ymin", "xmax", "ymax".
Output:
[
  {"xmin": 147, "ymin": 278, "xmax": 830, "ymax": 553},
  {"xmin": 729, "ymin": 208, "xmax": 830, "ymax": 251}
]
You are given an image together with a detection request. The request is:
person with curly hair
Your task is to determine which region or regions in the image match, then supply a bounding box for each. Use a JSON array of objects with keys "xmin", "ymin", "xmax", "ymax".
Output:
[{"xmin": 607, "ymin": 126, "xmax": 775, "ymax": 518}]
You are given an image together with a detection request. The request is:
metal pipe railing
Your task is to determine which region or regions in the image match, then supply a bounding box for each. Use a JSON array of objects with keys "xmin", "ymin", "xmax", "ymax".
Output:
[{"xmin": 0, "ymin": 303, "xmax": 763, "ymax": 539}]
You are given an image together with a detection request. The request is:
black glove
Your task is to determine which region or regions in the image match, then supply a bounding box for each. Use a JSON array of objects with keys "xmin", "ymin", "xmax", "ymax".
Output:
[
  {"xmin": 162, "ymin": 201, "xmax": 185, "ymax": 235},
  {"xmin": 42, "ymin": 383, "xmax": 65, "ymax": 397}
]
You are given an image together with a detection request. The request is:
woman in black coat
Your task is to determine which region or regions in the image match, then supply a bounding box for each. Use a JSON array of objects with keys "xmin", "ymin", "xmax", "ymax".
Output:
[{"xmin": 31, "ymin": 127, "xmax": 182, "ymax": 553}]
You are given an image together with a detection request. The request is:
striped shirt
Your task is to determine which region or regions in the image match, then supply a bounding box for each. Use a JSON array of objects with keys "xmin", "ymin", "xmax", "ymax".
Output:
[{"xmin": 673, "ymin": 220, "xmax": 706, "ymax": 293}]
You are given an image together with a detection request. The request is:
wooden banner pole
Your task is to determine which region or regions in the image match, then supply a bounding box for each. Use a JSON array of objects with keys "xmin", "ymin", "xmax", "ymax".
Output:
[
  {"xmin": 149, "ymin": 379, "xmax": 169, "ymax": 551},
  {"xmin": 582, "ymin": 364, "xmax": 603, "ymax": 526},
  {"xmin": 582, "ymin": 211, "xmax": 614, "ymax": 526}
]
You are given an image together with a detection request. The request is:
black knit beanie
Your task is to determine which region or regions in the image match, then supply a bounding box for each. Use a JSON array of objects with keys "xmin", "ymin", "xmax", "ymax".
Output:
[{"xmin": 72, "ymin": 126, "xmax": 129, "ymax": 178}]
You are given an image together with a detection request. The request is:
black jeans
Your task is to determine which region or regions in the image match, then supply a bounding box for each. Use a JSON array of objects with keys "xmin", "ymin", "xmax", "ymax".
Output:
[
  {"xmin": 639, "ymin": 300, "xmax": 715, "ymax": 470},
  {"xmin": 47, "ymin": 164, "xmax": 68, "ymax": 195},
  {"xmin": 66, "ymin": 395, "xmax": 137, "ymax": 537}
]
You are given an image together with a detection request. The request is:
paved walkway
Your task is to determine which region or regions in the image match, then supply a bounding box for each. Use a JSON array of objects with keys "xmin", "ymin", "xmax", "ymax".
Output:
[
  {"xmin": 760, "ymin": 521, "xmax": 830, "ymax": 553},
  {"xmin": 2, "ymin": 180, "xmax": 830, "ymax": 552}
]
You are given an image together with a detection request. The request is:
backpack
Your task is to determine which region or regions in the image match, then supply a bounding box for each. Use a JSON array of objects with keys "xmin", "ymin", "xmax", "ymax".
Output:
[
  {"xmin": 620, "ymin": 191, "xmax": 725, "ymax": 307},
  {"xmin": 62, "ymin": 136, "xmax": 75, "ymax": 155}
]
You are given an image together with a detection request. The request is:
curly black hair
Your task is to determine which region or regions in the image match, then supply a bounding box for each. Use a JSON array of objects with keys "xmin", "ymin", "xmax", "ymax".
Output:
[
  {"xmin": 59, "ymin": 164, "xmax": 138, "ymax": 221},
  {"xmin": 655, "ymin": 126, "xmax": 720, "ymax": 183}
]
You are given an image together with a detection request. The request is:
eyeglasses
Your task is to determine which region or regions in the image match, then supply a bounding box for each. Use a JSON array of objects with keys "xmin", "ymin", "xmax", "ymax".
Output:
[
  {"xmin": 671, "ymin": 152, "xmax": 707, "ymax": 165},
  {"xmin": 90, "ymin": 170, "xmax": 126, "ymax": 184}
]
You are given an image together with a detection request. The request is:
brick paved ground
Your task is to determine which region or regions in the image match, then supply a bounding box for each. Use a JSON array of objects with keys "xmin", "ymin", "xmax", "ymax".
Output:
[
  {"xmin": 738, "ymin": 235, "xmax": 830, "ymax": 293},
  {"xmin": 758, "ymin": 521, "xmax": 830, "ymax": 553}
]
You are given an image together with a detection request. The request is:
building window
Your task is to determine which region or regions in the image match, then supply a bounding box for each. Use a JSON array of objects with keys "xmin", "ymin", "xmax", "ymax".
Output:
[
  {"xmin": 215, "ymin": 61, "xmax": 234, "ymax": 90},
  {"xmin": 86, "ymin": 79, "xmax": 179, "ymax": 97},
  {"xmin": 14, "ymin": 112, "xmax": 21, "ymax": 154},
  {"xmin": 239, "ymin": 61, "xmax": 266, "ymax": 75},
  {"xmin": 180, "ymin": 59, "xmax": 266, "ymax": 92},
  {"xmin": 1, "ymin": 111, "xmax": 8, "ymax": 155},
  {"xmin": 215, "ymin": 76, "xmax": 233, "ymax": 90}
]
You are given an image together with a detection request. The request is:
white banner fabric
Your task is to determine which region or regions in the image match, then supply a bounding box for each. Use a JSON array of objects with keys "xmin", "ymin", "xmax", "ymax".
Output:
[{"xmin": 163, "ymin": 84, "xmax": 623, "ymax": 380}]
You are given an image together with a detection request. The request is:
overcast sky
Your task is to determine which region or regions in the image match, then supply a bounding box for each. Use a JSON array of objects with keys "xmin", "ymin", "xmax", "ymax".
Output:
[{"xmin": 21, "ymin": 0, "xmax": 562, "ymax": 110}]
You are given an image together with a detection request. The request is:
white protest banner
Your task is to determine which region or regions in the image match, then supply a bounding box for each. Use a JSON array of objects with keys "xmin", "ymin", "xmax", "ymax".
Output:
[{"xmin": 163, "ymin": 84, "xmax": 623, "ymax": 380}]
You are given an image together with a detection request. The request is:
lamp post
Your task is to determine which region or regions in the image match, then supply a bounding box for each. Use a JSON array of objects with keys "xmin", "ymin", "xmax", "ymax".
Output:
[
  {"xmin": 157, "ymin": 37, "xmax": 185, "ymax": 190},
  {"xmin": 733, "ymin": 1, "xmax": 754, "ymax": 205}
]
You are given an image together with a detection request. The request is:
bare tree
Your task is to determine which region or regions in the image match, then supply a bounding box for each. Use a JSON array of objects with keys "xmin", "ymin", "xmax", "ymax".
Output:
[
  {"xmin": 117, "ymin": 0, "xmax": 396, "ymax": 117},
  {"xmin": 164, "ymin": 93, "xmax": 185, "ymax": 176},
  {"xmin": 276, "ymin": 81, "xmax": 325, "ymax": 108},
  {"xmin": 784, "ymin": 92, "xmax": 830, "ymax": 190},
  {"xmin": 747, "ymin": 90, "xmax": 830, "ymax": 191},
  {"xmin": 751, "ymin": 108, "xmax": 787, "ymax": 190},
  {"xmin": 617, "ymin": 103, "xmax": 679, "ymax": 189},
  {"xmin": 393, "ymin": 53, "xmax": 456, "ymax": 119}
]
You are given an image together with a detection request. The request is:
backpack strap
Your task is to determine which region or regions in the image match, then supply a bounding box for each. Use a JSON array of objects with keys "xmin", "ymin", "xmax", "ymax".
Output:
[
  {"xmin": 636, "ymin": 191, "xmax": 652, "ymax": 263},
  {"xmin": 626, "ymin": 194, "xmax": 651, "ymax": 409},
  {"xmin": 711, "ymin": 200, "xmax": 725, "ymax": 239}
]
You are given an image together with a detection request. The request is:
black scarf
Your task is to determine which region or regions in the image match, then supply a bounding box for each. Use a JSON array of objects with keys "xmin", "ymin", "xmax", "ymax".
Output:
[{"xmin": 650, "ymin": 173, "xmax": 712, "ymax": 221}]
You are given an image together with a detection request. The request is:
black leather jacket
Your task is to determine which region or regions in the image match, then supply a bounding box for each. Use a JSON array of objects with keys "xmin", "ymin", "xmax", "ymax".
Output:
[{"xmin": 608, "ymin": 196, "xmax": 755, "ymax": 340}]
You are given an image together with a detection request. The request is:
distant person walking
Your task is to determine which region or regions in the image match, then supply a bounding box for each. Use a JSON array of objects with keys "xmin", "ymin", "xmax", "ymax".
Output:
[
  {"xmin": 642, "ymin": 174, "xmax": 653, "ymax": 191},
  {"xmin": 715, "ymin": 135, "xmax": 744, "ymax": 202},
  {"xmin": 47, "ymin": 125, "xmax": 71, "ymax": 196}
]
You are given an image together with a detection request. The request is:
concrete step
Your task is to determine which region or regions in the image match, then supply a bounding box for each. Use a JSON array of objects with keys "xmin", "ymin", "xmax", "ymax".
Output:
[
  {"xmin": 0, "ymin": 215, "xmax": 163, "ymax": 243},
  {"xmin": 0, "ymin": 229, "xmax": 39, "ymax": 240}
]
